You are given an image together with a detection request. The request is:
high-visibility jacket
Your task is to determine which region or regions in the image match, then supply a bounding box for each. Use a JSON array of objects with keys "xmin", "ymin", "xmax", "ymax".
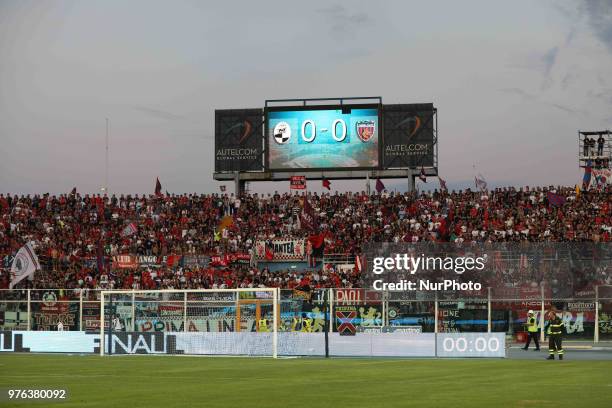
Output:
[
  {"xmin": 527, "ymin": 316, "xmax": 538, "ymax": 332},
  {"xmin": 549, "ymin": 316, "xmax": 563, "ymax": 335},
  {"xmin": 291, "ymin": 317, "xmax": 302, "ymax": 332},
  {"xmin": 259, "ymin": 318, "xmax": 269, "ymax": 332},
  {"xmin": 301, "ymin": 318, "xmax": 312, "ymax": 333}
]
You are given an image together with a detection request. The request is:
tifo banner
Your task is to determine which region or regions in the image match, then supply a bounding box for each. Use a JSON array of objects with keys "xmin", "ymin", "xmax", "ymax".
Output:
[
  {"xmin": 112, "ymin": 255, "xmax": 202, "ymax": 269},
  {"xmin": 215, "ymin": 108, "xmax": 264, "ymax": 172},
  {"xmin": 255, "ymin": 239, "xmax": 305, "ymax": 260},
  {"xmin": 335, "ymin": 306, "xmax": 357, "ymax": 335},
  {"xmin": 113, "ymin": 255, "xmax": 138, "ymax": 269},
  {"xmin": 209, "ymin": 253, "xmax": 251, "ymax": 267},
  {"xmin": 382, "ymin": 103, "xmax": 435, "ymax": 169},
  {"xmin": 31, "ymin": 291, "xmax": 78, "ymax": 331}
]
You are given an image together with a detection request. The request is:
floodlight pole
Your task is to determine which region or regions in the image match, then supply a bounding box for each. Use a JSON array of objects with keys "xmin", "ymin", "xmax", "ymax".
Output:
[{"xmin": 105, "ymin": 118, "xmax": 109, "ymax": 193}]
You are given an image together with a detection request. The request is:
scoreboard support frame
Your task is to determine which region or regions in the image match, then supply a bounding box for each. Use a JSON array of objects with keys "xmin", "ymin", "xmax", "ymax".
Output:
[{"xmin": 215, "ymin": 168, "xmax": 438, "ymax": 195}]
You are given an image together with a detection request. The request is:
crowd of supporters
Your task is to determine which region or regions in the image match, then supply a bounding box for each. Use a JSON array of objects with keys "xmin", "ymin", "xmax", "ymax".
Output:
[{"xmin": 0, "ymin": 185, "xmax": 610, "ymax": 290}]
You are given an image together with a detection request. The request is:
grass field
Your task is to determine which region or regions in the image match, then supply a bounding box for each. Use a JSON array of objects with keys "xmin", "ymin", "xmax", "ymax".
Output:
[{"xmin": 1, "ymin": 354, "xmax": 611, "ymax": 408}]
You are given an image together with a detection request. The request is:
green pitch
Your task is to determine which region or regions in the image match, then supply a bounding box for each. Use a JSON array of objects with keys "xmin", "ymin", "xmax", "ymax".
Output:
[{"xmin": 1, "ymin": 354, "xmax": 611, "ymax": 408}]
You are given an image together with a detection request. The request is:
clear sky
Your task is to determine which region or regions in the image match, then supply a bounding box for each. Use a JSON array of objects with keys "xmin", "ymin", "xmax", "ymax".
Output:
[{"xmin": 1, "ymin": 0, "xmax": 611, "ymax": 195}]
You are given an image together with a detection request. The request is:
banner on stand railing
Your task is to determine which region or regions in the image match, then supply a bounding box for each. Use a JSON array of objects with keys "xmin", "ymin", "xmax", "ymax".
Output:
[{"xmin": 255, "ymin": 239, "xmax": 305, "ymax": 260}]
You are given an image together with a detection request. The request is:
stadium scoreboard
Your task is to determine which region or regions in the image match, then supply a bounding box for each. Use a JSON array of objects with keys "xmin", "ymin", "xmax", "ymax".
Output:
[
  {"xmin": 267, "ymin": 105, "xmax": 380, "ymax": 170},
  {"xmin": 214, "ymin": 97, "xmax": 437, "ymax": 181}
]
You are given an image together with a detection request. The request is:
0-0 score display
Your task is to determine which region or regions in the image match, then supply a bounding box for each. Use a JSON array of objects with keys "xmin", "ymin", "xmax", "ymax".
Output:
[{"xmin": 267, "ymin": 107, "xmax": 379, "ymax": 170}]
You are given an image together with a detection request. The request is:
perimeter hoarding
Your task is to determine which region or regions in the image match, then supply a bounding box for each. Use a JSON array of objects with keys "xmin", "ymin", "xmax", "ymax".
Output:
[
  {"xmin": 266, "ymin": 105, "xmax": 380, "ymax": 170},
  {"xmin": 382, "ymin": 103, "xmax": 435, "ymax": 168},
  {"xmin": 0, "ymin": 331, "xmax": 504, "ymax": 357},
  {"xmin": 215, "ymin": 109, "xmax": 264, "ymax": 172}
]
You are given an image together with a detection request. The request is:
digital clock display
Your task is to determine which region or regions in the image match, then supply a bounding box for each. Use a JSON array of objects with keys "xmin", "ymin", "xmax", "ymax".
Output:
[{"xmin": 436, "ymin": 333, "xmax": 505, "ymax": 357}]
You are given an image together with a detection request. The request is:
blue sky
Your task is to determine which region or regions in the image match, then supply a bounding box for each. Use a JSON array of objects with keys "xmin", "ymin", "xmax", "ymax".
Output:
[{"xmin": 1, "ymin": 0, "xmax": 611, "ymax": 194}]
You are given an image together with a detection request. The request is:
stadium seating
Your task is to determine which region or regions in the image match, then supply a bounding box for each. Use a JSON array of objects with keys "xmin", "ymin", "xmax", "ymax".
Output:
[{"xmin": 0, "ymin": 185, "xmax": 609, "ymax": 290}]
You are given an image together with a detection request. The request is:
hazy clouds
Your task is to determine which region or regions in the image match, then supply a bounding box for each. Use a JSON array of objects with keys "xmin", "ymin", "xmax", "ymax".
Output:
[{"xmin": 0, "ymin": 0, "xmax": 611, "ymax": 194}]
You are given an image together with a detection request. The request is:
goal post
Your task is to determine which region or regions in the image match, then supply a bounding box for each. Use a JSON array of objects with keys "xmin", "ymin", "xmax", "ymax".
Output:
[{"xmin": 100, "ymin": 288, "xmax": 279, "ymax": 358}]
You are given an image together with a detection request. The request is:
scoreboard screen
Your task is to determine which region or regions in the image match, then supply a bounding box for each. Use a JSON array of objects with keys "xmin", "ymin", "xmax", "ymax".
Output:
[{"xmin": 267, "ymin": 105, "xmax": 380, "ymax": 170}]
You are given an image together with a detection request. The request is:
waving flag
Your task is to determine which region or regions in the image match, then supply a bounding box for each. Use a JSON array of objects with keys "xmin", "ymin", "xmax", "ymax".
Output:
[
  {"xmin": 419, "ymin": 167, "xmax": 427, "ymax": 183},
  {"xmin": 582, "ymin": 160, "xmax": 592, "ymax": 190},
  {"xmin": 10, "ymin": 242, "xmax": 40, "ymax": 289},
  {"xmin": 265, "ymin": 246, "xmax": 274, "ymax": 261},
  {"xmin": 438, "ymin": 177, "xmax": 448, "ymax": 191},
  {"xmin": 592, "ymin": 168, "xmax": 610, "ymax": 189},
  {"xmin": 155, "ymin": 177, "xmax": 162, "ymax": 196},
  {"xmin": 546, "ymin": 192, "xmax": 566, "ymax": 207},
  {"xmin": 322, "ymin": 177, "xmax": 331, "ymax": 190},
  {"xmin": 375, "ymin": 179, "xmax": 386, "ymax": 193},
  {"xmin": 300, "ymin": 199, "xmax": 315, "ymax": 230},
  {"xmin": 475, "ymin": 174, "xmax": 487, "ymax": 191},
  {"xmin": 121, "ymin": 223, "xmax": 138, "ymax": 237},
  {"xmin": 355, "ymin": 254, "xmax": 366, "ymax": 272}
]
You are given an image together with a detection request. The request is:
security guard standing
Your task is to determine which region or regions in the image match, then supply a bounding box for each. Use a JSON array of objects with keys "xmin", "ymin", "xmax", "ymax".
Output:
[
  {"xmin": 258, "ymin": 317, "xmax": 269, "ymax": 332},
  {"xmin": 523, "ymin": 310, "xmax": 540, "ymax": 351},
  {"xmin": 546, "ymin": 311, "xmax": 564, "ymax": 360},
  {"xmin": 291, "ymin": 315, "xmax": 302, "ymax": 332},
  {"xmin": 300, "ymin": 313, "xmax": 313, "ymax": 333}
]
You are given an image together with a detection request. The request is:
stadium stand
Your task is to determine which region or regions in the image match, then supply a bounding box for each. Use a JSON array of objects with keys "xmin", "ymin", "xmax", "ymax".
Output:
[{"xmin": 0, "ymin": 185, "xmax": 610, "ymax": 290}]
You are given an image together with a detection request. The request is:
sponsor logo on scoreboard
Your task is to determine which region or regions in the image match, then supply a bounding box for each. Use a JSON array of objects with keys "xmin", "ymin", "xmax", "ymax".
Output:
[
  {"xmin": 223, "ymin": 120, "xmax": 253, "ymax": 144},
  {"xmin": 214, "ymin": 108, "xmax": 263, "ymax": 172},
  {"xmin": 396, "ymin": 115, "xmax": 421, "ymax": 138}
]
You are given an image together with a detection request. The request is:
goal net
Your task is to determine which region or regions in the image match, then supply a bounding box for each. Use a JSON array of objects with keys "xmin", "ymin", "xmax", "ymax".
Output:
[{"xmin": 100, "ymin": 289, "xmax": 278, "ymax": 357}]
